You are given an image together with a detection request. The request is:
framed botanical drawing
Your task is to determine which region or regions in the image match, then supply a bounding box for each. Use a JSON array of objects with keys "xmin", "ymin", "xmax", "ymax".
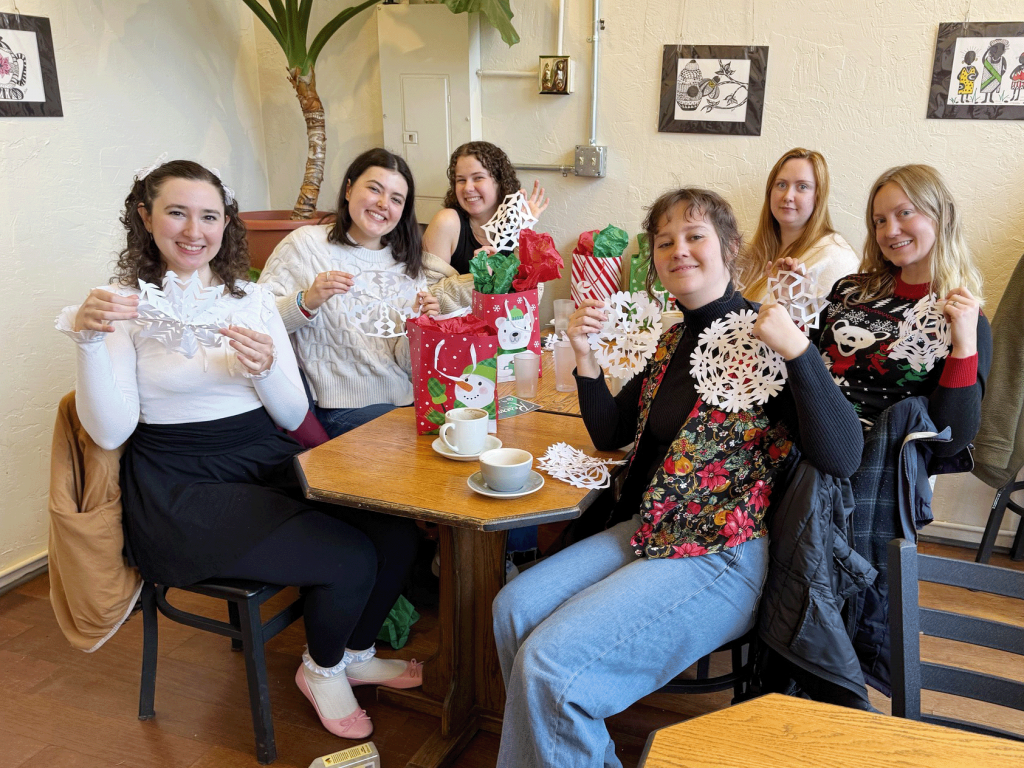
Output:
[
  {"xmin": 658, "ymin": 45, "xmax": 768, "ymax": 136},
  {"xmin": 0, "ymin": 13, "xmax": 62, "ymax": 117},
  {"xmin": 928, "ymin": 21, "xmax": 1024, "ymax": 120}
]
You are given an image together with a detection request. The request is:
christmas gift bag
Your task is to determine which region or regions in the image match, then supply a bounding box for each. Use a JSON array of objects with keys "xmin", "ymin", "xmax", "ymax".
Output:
[
  {"xmin": 408, "ymin": 315, "xmax": 499, "ymax": 435},
  {"xmin": 471, "ymin": 289, "xmax": 541, "ymax": 382},
  {"xmin": 570, "ymin": 224, "xmax": 628, "ymax": 306},
  {"xmin": 628, "ymin": 233, "xmax": 673, "ymax": 310}
]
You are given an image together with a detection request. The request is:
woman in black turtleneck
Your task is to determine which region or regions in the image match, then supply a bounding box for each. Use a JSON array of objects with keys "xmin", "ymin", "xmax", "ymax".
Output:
[{"xmin": 490, "ymin": 188, "xmax": 864, "ymax": 768}]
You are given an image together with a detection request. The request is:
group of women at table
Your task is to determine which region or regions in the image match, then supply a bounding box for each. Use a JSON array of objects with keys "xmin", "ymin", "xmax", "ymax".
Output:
[{"xmin": 58, "ymin": 139, "xmax": 989, "ymax": 766}]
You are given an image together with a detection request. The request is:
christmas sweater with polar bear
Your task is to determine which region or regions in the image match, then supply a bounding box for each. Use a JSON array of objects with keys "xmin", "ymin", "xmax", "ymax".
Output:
[{"xmin": 811, "ymin": 271, "xmax": 991, "ymax": 455}]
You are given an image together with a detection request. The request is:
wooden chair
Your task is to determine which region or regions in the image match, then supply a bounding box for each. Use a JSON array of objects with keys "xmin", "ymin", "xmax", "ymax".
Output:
[
  {"xmin": 887, "ymin": 538, "xmax": 1024, "ymax": 741},
  {"xmin": 975, "ymin": 477, "xmax": 1024, "ymax": 564},
  {"xmin": 656, "ymin": 629, "xmax": 756, "ymax": 703},
  {"xmin": 138, "ymin": 579, "xmax": 304, "ymax": 764}
]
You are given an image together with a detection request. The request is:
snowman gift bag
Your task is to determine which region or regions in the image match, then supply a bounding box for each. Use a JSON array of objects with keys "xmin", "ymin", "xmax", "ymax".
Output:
[{"xmin": 408, "ymin": 315, "xmax": 499, "ymax": 435}]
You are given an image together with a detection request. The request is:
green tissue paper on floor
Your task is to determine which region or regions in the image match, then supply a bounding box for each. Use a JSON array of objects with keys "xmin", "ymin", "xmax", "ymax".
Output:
[{"xmin": 376, "ymin": 594, "xmax": 420, "ymax": 649}]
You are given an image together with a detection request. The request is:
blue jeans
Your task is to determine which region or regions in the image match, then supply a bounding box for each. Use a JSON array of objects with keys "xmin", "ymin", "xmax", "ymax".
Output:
[
  {"xmin": 492, "ymin": 516, "xmax": 769, "ymax": 768},
  {"xmin": 314, "ymin": 402, "xmax": 399, "ymax": 439}
]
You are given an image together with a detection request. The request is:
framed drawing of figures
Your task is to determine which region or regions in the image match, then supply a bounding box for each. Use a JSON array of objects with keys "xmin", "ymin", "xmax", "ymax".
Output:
[
  {"xmin": 928, "ymin": 21, "xmax": 1024, "ymax": 120},
  {"xmin": 658, "ymin": 45, "xmax": 768, "ymax": 136},
  {"xmin": 0, "ymin": 13, "xmax": 62, "ymax": 117}
]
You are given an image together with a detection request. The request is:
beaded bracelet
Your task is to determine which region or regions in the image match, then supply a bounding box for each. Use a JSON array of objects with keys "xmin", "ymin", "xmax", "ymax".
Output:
[{"xmin": 296, "ymin": 290, "xmax": 316, "ymax": 318}]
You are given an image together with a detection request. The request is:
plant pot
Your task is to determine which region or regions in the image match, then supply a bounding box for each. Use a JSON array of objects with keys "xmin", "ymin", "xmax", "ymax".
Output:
[{"xmin": 239, "ymin": 210, "xmax": 334, "ymax": 270}]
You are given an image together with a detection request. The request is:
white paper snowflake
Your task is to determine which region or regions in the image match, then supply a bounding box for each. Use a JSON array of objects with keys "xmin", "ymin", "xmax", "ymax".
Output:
[
  {"xmin": 481, "ymin": 191, "xmax": 538, "ymax": 252},
  {"xmin": 341, "ymin": 270, "xmax": 424, "ymax": 338},
  {"xmin": 766, "ymin": 270, "xmax": 828, "ymax": 331},
  {"xmin": 584, "ymin": 291, "xmax": 662, "ymax": 378},
  {"xmin": 537, "ymin": 442, "xmax": 626, "ymax": 489},
  {"xmin": 689, "ymin": 310, "xmax": 788, "ymax": 413},
  {"xmin": 135, "ymin": 273, "xmax": 228, "ymax": 359},
  {"xmin": 888, "ymin": 295, "xmax": 951, "ymax": 372}
]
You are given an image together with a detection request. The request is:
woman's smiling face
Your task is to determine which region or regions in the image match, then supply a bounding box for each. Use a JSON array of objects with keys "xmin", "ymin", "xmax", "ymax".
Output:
[
  {"xmin": 653, "ymin": 203, "xmax": 731, "ymax": 309},
  {"xmin": 138, "ymin": 177, "xmax": 227, "ymax": 282},
  {"xmin": 453, "ymin": 154, "xmax": 500, "ymax": 220},
  {"xmin": 871, "ymin": 181, "xmax": 936, "ymax": 282},
  {"xmin": 345, "ymin": 165, "xmax": 408, "ymax": 249}
]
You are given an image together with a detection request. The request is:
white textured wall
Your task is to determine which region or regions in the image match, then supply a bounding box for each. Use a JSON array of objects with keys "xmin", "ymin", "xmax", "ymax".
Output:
[
  {"xmin": 0, "ymin": 0, "xmax": 270, "ymax": 581},
  {"xmin": 258, "ymin": 0, "xmax": 1023, "ymax": 546}
]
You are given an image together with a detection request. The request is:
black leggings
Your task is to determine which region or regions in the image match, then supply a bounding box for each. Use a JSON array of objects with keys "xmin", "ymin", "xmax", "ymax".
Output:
[{"xmin": 218, "ymin": 506, "xmax": 419, "ymax": 668}]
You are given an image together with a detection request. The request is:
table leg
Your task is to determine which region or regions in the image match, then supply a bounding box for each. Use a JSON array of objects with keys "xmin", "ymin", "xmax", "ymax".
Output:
[{"xmin": 402, "ymin": 526, "xmax": 508, "ymax": 768}]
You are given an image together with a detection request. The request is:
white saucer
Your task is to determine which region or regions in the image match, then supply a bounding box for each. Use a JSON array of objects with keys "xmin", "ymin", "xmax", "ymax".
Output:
[
  {"xmin": 431, "ymin": 435, "xmax": 502, "ymax": 461},
  {"xmin": 467, "ymin": 470, "xmax": 545, "ymax": 499}
]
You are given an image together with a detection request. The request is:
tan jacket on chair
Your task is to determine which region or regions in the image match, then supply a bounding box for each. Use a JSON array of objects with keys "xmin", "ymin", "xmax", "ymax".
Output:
[
  {"xmin": 48, "ymin": 391, "xmax": 142, "ymax": 652},
  {"xmin": 423, "ymin": 251, "xmax": 474, "ymax": 315}
]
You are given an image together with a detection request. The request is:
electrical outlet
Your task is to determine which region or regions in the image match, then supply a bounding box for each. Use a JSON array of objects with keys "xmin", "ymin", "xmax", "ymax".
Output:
[{"xmin": 575, "ymin": 145, "xmax": 607, "ymax": 177}]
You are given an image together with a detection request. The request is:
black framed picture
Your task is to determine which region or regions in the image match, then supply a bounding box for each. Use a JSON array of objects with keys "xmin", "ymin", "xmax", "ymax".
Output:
[
  {"xmin": 928, "ymin": 21, "xmax": 1024, "ymax": 120},
  {"xmin": 658, "ymin": 45, "xmax": 768, "ymax": 136},
  {"xmin": 0, "ymin": 13, "xmax": 62, "ymax": 117}
]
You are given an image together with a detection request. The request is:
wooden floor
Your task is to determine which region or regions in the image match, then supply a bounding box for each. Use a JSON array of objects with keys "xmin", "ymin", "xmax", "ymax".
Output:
[{"xmin": 0, "ymin": 541, "xmax": 1020, "ymax": 768}]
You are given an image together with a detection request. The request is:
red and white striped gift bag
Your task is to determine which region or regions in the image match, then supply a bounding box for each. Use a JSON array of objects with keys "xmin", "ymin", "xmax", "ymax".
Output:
[{"xmin": 570, "ymin": 251, "xmax": 623, "ymax": 307}]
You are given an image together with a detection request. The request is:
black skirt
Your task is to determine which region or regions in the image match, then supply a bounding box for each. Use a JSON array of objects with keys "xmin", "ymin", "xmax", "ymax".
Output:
[{"xmin": 121, "ymin": 408, "xmax": 310, "ymax": 586}]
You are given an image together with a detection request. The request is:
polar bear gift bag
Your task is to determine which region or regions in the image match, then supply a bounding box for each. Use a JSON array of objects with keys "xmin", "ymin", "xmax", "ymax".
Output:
[
  {"xmin": 470, "ymin": 289, "xmax": 541, "ymax": 382},
  {"xmin": 407, "ymin": 315, "xmax": 499, "ymax": 435}
]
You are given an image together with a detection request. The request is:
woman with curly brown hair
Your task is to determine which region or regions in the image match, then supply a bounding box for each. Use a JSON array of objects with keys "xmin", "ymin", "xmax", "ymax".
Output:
[
  {"xmin": 422, "ymin": 141, "xmax": 550, "ymax": 274},
  {"xmin": 56, "ymin": 159, "xmax": 422, "ymax": 740}
]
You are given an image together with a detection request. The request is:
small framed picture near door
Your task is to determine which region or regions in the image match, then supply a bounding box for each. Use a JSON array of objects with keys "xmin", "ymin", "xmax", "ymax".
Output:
[
  {"xmin": 0, "ymin": 13, "xmax": 62, "ymax": 117},
  {"xmin": 658, "ymin": 45, "xmax": 768, "ymax": 135},
  {"xmin": 927, "ymin": 21, "xmax": 1024, "ymax": 120}
]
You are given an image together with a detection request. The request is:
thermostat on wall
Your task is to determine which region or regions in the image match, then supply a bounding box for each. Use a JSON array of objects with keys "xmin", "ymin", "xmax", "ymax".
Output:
[{"xmin": 539, "ymin": 55, "xmax": 573, "ymax": 95}]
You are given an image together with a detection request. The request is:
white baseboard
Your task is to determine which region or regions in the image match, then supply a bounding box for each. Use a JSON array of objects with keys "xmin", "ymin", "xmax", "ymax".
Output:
[
  {"xmin": 920, "ymin": 520, "xmax": 1015, "ymax": 549},
  {"xmin": 0, "ymin": 552, "xmax": 49, "ymax": 595}
]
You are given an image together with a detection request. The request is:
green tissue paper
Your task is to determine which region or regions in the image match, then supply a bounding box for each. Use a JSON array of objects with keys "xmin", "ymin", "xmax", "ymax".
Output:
[
  {"xmin": 469, "ymin": 249, "xmax": 521, "ymax": 294},
  {"xmin": 376, "ymin": 594, "xmax": 421, "ymax": 650},
  {"xmin": 592, "ymin": 224, "xmax": 629, "ymax": 260}
]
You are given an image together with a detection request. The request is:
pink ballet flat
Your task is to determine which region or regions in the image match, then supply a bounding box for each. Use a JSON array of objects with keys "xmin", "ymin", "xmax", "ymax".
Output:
[
  {"xmin": 347, "ymin": 659, "xmax": 423, "ymax": 689},
  {"xmin": 294, "ymin": 666, "xmax": 373, "ymax": 739}
]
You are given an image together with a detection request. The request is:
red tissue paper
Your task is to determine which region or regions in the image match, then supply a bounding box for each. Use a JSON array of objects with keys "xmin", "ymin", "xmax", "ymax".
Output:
[{"xmin": 513, "ymin": 229, "xmax": 564, "ymax": 292}]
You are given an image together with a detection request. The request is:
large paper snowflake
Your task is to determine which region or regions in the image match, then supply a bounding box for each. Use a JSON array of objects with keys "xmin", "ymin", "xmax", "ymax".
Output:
[
  {"xmin": 888, "ymin": 295, "xmax": 951, "ymax": 372},
  {"xmin": 481, "ymin": 191, "xmax": 538, "ymax": 252},
  {"xmin": 586, "ymin": 291, "xmax": 662, "ymax": 377},
  {"xmin": 537, "ymin": 442, "xmax": 626, "ymax": 489},
  {"xmin": 340, "ymin": 270, "xmax": 424, "ymax": 337},
  {"xmin": 136, "ymin": 273, "xmax": 227, "ymax": 359},
  {"xmin": 766, "ymin": 270, "xmax": 828, "ymax": 331},
  {"xmin": 690, "ymin": 310, "xmax": 787, "ymax": 413}
]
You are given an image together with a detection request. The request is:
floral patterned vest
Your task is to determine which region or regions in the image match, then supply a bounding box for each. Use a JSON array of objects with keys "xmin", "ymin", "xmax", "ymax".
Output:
[{"xmin": 630, "ymin": 323, "xmax": 794, "ymax": 559}]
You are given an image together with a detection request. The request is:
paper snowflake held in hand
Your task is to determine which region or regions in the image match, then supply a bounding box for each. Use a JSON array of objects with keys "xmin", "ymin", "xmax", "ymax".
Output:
[
  {"xmin": 766, "ymin": 270, "xmax": 828, "ymax": 331},
  {"xmin": 481, "ymin": 191, "xmax": 538, "ymax": 252},
  {"xmin": 586, "ymin": 291, "xmax": 663, "ymax": 377},
  {"xmin": 537, "ymin": 442, "xmax": 626, "ymax": 489},
  {"xmin": 136, "ymin": 273, "xmax": 227, "ymax": 359},
  {"xmin": 341, "ymin": 270, "xmax": 423, "ymax": 337},
  {"xmin": 888, "ymin": 295, "xmax": 951, "ymax": 372},
  {"xmin": 690, "ymin": 310, "xmax": 787, "ymax": 413}
]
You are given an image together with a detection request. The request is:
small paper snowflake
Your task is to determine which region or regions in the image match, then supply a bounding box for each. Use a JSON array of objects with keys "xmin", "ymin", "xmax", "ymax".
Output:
[
  {"xmin": 341, "ymin": 270, "xmax": 423, "ymax": 337},
  {"xmin": 537, "ymin": 442, "xmax": 626, "ymax": 489},
  {"xmin": 586, "ymin": 291, "xmax": 663, "ymax": 377},
  {"xmin": 765, "ymin": 270, "xmax": 828, "ymax": 331},
  {"xmin": 481, "ymin": 191, "xmax": 538, "ymax": 252},
  {"xmin": 136, "ymin": 273, "xmax": 227, "ymax": 359},
  {"xmin": 689, "ymin": 310, "xmax": 787, "ymax": 413},
  {"xmin": 888, "ymin": 295, "xmax": 951, "ymax": 372}
]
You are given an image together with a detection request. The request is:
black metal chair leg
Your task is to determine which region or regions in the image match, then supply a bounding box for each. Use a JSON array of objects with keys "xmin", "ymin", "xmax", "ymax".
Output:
[
  {"xmin": 237, "ymin": 596, "xmax": 277, "ymax": 764},
  {"xmin": 695, "ymin": 654, "xmax": 711, "ymax": 679},
  {"xmin": 976, "ymin": 485, "xmax": 1010, "ymax": 564},
  {"xmin": 138, "ymin": 582, "xmax": 159, "ymax": 720},
  {"xmin": 228, "ymin": 601, "xmax": 243, "ymax": 651},
  {"xmin": 1012, "ymin": 510, "xmax": 1024, "ymax": 562}
]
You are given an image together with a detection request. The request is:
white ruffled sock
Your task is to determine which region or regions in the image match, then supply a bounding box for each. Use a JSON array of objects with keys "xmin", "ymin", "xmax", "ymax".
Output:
[
  {"xmin": 301, "ymin": 651, "xmax": 360, "ymax": 719},
  {"xmin": 344, "ymin": 646, "xmax": 411, "ymax": 683}
]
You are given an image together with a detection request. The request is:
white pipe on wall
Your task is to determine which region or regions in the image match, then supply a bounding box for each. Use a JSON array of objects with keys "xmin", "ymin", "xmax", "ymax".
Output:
[
  {"xmin": 476, "ymin": 70, "xmax": 536, "ymax": 77},
  {"xmin": 589, "ymin": 0, "xmax": 600, "ymax": 145},
  {"xmin": 557, "ymin": 0, "xmax": 566, "ymax": 56}
]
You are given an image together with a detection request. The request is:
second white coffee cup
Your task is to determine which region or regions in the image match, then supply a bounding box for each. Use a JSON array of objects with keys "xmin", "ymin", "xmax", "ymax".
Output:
[
  {"xmin": 440, "ymin": 408, "xmax": 489, "ymax": 455},
  {"xmin": 479, "ymin": 448, "xmax": 533, "ymax": 492}
]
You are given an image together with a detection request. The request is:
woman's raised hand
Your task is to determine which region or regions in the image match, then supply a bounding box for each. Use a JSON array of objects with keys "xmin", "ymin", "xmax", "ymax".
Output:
[
  {"xmin": 221, "ymin": 325, "xmax": 276, "ymax": 376},
  {"xmin": 566, "ymin": 299, "xmax": 606, "ymax": 379},
  {"xmin": 764, "ymin": 256, "xmax": 806, "ymax": 280},
  {"xmin": 524, "ymin": 180, "xmax": 550, "ymax": 220},
  {"xmin": 73, "ymin": 289, "xmax": 139, "ymax": 333},
  {"xmin": 942, "ymin": 286, "xmax": 980, "ymax": 358},
  {"xmin": 414, "ymin": 290, "xmax": 440, "ymax": 317},
  {"xmin": 752, "ymin": 303, "xmax": 810, "ymax": 361},
  {"xmin": 305, "ymin": 270, "xmax": 355, "ymax": 311}
]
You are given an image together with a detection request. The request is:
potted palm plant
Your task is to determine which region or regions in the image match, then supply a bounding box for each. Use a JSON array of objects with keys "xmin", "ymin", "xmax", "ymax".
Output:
[{"xmin": 239, "ymin": 0, "xmax": 519, "ymax": 265}]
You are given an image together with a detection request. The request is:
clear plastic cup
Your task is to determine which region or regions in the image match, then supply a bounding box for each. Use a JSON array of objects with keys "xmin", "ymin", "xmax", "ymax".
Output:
[
  {"xmin": 553, "ymin": 340, "xmax": 577, "ymax": 393},
  {"xmin": 514, "ymin": 352, "xmax": 540, "ymax": 399}
]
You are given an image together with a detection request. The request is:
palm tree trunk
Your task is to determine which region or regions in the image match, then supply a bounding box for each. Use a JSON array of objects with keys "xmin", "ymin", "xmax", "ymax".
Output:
[{"xmin": 288, "ymin": 66, "xmax": 325, "ymax": 220}]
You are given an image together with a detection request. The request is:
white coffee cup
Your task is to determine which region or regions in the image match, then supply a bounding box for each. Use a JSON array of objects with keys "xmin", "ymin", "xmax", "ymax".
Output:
[
  {"xmin": 479, "ymin": 448, "xmax": 533, "ymax": 492},
  {"xmin": 440, "ymin": 408, "xmax": 489, "ymax": 455}
]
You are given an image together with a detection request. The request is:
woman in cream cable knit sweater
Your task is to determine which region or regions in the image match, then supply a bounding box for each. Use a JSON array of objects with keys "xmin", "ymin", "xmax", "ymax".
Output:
[{"xmin": 259, "ymin": 148, "xmax": 469, "ymax": 437}]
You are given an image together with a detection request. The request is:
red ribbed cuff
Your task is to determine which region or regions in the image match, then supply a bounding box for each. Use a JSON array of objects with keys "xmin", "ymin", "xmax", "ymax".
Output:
[{"xmin": 939, "ymin": 353, "xmax": 978, "ymax": 388}]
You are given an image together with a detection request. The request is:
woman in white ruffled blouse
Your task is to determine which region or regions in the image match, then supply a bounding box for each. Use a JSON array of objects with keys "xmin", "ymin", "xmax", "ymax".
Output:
[{"xmin": 57, "ymin": 160, "xmax": 422, "ymax": 740}]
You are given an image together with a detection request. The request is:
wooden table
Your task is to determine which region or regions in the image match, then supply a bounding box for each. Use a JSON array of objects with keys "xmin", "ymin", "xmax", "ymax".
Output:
[
  {"xmin": 496, "ymin": 347, "xmax": 581, "ymax": 416},
  {"xmin": 638, "ymin": 694, "xmax": 1024, "ymax": 767},
  {"xmin": 295, "ymin": 407, "xmax": 625, "ymax": 767}
]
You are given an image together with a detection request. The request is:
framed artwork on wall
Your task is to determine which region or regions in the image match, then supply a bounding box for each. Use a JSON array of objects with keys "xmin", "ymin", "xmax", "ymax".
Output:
[
  {"xmin": 0, "ymin": 13, "xmax": 62, "ymax": 117},
  {"xmin": 928, "ymin": 21, "xmax": 1024, "ymax": 120},
  {"xmin": 658, "ymin": 45, "xmax": 768, "ymax": 136}
]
